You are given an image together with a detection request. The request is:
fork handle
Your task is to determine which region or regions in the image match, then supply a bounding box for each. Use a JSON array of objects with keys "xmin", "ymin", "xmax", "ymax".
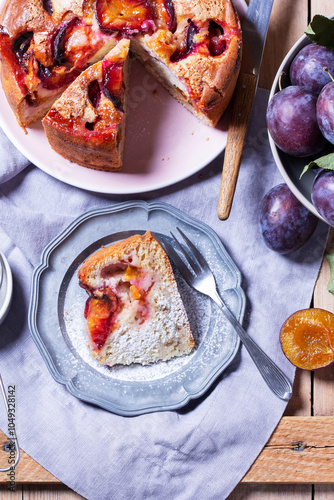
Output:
[{"xmin": 211, "ymin": 292, "xmax": 292, "ymax": 401}]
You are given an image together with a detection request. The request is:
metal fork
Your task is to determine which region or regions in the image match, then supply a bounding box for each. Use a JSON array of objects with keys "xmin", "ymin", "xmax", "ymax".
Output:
[{"xmin": 167, "ymin": 228, "xmax": 292, "ymax": 401}]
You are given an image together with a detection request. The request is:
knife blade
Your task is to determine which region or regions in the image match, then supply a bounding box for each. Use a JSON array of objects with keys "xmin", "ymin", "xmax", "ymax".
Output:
[{"xmin": 217, "ymin": 0, "xmax": 275, "ymax": 220}]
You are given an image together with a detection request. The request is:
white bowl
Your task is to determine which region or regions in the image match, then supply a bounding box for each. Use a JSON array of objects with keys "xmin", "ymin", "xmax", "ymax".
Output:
[
  {"xmin": 268, "ymin": 30, "xmax": 328, "ymax": 223},
  {"xmin": 0, "ymin": 252, "xmax": 13, "ymax": 325}
]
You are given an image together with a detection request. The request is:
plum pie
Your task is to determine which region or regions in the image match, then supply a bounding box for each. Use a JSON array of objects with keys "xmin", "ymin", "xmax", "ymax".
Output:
[{"xmin": 0, "ymin": 0, "xmax": 242, "ymax": 171}]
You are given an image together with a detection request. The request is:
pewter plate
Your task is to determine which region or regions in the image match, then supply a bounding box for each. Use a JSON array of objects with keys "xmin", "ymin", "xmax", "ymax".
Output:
[{"xmin": 28, "ymin": 201, "xmax": 245, "ymax": 416}]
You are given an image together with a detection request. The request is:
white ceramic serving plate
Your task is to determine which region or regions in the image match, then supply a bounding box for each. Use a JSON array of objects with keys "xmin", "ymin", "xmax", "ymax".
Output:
[
  {"xmin": 0, "ymin": 0, "xmax": 246, "ymax": 195},
  {"xmin": 268, "ymin": 28, "xmax": 330, "ymax": 223}
]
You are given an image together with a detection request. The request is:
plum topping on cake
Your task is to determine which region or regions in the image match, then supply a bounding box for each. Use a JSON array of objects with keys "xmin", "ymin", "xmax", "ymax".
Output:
[
  {"xmin": 37, "ymin": 63, "xmax": 81, "ymax": 90},
  {"xmin": 207, "ymin": 21, "xmax": 241, "ymax": 58},
  {"xmin": 52, "ymin": 17, "xmax": 82, "ymax": 66},
  {"xmin": 42, "ymin": 0, "xmax": 53, "ymax": 16},
  {"xmin": 13, "ymin": 31, "xmax": 34, "ymax": 69},
  {"xmin": 0, "ymin": 28, "xmax": 31, "ymax": 93},
  {"xmin": 102, "ymin": 60, "xmax": 124, "ymax": 112},
  {"xmin": 51, "ymin": 18, "xmax": 107, "ymax": 68},
  {"xmin": 169, "ymin": 19, "xmax": 238, "ymax": 62},
  {"xmin": 170, "ymin": 20, "xmax": 199, "ymax": 62},
  {"xmin": 95, "ymin": 0, "xmax": 155, "ymax": 35},
  {"xmin": 88, "ymin": 79, "xmax": 102, "ymax": 108},
  {"xmin": 1, "ymin": 18, "xmax": 113, "ymax": 99},
  {"xmin": 84, "ymin": 289, "xmax": 119, "ymax": 351},
  {"xmin": 208, "ymin": 21, "xmax": 226, "ymax": 56},
  {"xmin": 150, "ymin": 0, "xmax": 176, "ymax": 32},
  {"xmin": 83, "ymin": 263, "xmax": 152, "ymax": 352}
]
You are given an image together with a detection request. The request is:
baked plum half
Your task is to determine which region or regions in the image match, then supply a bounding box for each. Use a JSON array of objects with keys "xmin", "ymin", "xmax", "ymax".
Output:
[
  {"xmin": 170, "ymin": 20, "xmax": 200, "ymax": 62},
  {"xmin": 96, "ymin": 0, "xmax": 155, "ymax": 34},
  {"xmin": 150, "ymin": 0, "xmax": 176, "ymax": 32}
]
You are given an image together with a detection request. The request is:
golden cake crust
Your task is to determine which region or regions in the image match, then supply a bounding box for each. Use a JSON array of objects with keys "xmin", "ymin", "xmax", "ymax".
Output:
[{"xmin": 0, "ymin": 0, "xmax": 242, "ymax": 163}]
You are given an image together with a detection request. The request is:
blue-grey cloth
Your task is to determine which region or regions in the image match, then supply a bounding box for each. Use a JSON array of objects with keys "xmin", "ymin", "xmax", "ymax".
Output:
[{"xmin": 0, "ymin": 89, "xmax": 328, "ymax": 499}]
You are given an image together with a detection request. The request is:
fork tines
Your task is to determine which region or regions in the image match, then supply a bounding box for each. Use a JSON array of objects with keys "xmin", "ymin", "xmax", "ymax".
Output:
[{"xmin": 170, "ymin": 227, "xmax": 210, "ymax": 276}]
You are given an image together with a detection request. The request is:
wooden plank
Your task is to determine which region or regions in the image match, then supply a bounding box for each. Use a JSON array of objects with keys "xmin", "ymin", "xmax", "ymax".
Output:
[
  {"xmin": 242, "ymin": 417, "xmax": 334, "ymax": 483},
  {"xmin": 284, "ymin": 369, "xmax": 311, "ymax": 417},
  {"xmin": 311, "ymin": 0, "xmax": 333, "ymax": 18},
  {"xmin": 258, "ymin": 0, "xmax": 308, "ymax": 90},
  {"xmin": 23, "ymin": 485, "xmax": 84, "ymax": 499},
  {"xmin": 0, "ymin": 431, "xmax": 55, "ymax": 485},
  {"xmin": 313, "ymin": 228, "xmax": 334, "ymax": 500},
  {"xmin": 228, "ymin": 484, "xmax": 312, "ymax": 499},
  {"xmin": 1, "ymin": 418, "xmax": 334, "ymax": 486},
  {"xmin": 1, "ymin": 1, "xmax": 332, "ymax": 499},
  {"xmin": 257, "ymin": 0, "xmax": 312, "ymax": 436},
  {"xmin": 0, "ymin": 486, "xmax": 22, "ymax": 499}
]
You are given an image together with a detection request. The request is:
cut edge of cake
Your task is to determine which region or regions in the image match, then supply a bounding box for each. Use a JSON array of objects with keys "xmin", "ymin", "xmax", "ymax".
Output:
[
  {"xmin": 42, "ymin": 38, "xmax": 130, "ymax": 171},
  {"xmin": 78, "ymin": 230, "xmax": 195, "ymax": 367}
]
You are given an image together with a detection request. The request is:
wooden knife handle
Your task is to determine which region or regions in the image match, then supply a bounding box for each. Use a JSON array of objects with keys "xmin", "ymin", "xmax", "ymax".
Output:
[{"xmin": 217, "ymin": 72, "xmax": 257, "ymax": 220}]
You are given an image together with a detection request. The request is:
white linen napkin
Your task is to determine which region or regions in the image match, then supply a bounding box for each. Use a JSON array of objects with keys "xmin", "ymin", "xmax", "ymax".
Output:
[{"xmin": 0, "ymin": 89, "xmax": 328, "ymax": 500}]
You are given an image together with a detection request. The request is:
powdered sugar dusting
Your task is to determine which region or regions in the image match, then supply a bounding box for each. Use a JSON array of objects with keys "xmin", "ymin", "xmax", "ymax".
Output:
[{"xmin": 63, "ymin": 268, "xmax": 211, "ymax": 381}]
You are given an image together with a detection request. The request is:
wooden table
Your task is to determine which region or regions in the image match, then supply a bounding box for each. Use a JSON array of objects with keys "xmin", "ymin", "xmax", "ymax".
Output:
[{"xmin": 1, "ymin": 0, "xmax": 334, "ymax": 498}]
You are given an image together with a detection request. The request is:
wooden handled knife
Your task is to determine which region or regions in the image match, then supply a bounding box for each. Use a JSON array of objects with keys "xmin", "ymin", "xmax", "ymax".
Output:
[{"xmin": 217, "ymin": 0, "xmax": 275, "ymax": 220}]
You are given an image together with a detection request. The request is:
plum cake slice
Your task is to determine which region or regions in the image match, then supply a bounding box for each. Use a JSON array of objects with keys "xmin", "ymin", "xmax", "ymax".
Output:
[
  {"xmin": 78, "ymin": 230, "xmax": 195, "ymax": 367},
  {"xmin": 42, "ymin": 39, "xmax": 130, "ymax": 171}
]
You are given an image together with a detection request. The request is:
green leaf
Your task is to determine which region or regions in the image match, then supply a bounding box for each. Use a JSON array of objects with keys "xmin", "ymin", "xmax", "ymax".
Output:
[
  {"xmin": 305, "ymin": 15, "xmax": 334, "ymax": 51},
  {"xmin": 300, "ymin": 153, "xmax": 334, "ymax": 179},
  {"xmin": 326, "ymin": 252, "xmax": 334, "ymax": 295}
]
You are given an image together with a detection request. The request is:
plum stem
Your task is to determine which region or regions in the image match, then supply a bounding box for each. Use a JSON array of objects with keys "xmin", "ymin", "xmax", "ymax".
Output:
[
  {"xmin": 323, "ymin": 67, "xmax": 334, "ymax": 82},
  {"xmin": 278, "ymin": 72, "xmax": 285, "ymax": 92}
]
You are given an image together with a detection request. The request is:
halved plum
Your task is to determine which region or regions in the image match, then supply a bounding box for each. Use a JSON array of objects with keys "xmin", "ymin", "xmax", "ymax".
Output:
[
  {"xmin": 150, "ymin": 0, "xmax": 176, "ymax": 32},
  {"xmin": 52, "ymin": 17, "xmax": 81, "ymax": 66},
  {"xmin": 88, "ymin": 79, "xmax": 102, "ymax": 109},
  {"xmin": 170, "ymin": 20, "xmax": 199, "ymax": 62},
  {"xmin": 280, "ymin": 308, "xmax": 334, "ymax": 370},
  {"xmin": 102, "ymin": 60, "xmax": 124, "ymax": 112},
  {"xmin": 13, "ymin": 31, "xmax": 34, "ymax": 70},
  {"xmin": 208, "ymin": 21, "xmax": 226, "ymax": 56},
  {"xmin": 96, "ymin": 0, "xmax": 155, "ymax": 35},
  {"xmin": 85, "ymin": 288, "xmax": 119, "ymax": 351},
  {"xmin": 42, "ymin": 0, "xmax": 53, "ymax": 15}
]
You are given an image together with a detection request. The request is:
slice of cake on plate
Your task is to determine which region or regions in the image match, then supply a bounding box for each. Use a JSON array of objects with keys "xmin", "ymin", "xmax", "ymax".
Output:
[
  {"xmin": 78, "ymin": 230, "xmax": 195, "ymax": 367},
  {"xmin": 42, "ymin": 39, "xmax": 130, "ymax": 171}
]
